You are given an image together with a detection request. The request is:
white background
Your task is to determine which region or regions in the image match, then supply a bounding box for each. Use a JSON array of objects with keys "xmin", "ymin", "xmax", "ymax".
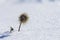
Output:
[{"xmin": 0, "ymin": 0, "xmax": 60, "ymax": 40}]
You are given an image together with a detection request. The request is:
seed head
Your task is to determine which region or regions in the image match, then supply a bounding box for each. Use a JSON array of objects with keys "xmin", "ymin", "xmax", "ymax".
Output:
[{"xmin": 19, "ymin": 13, "xmax": 29, "ymax": 24}]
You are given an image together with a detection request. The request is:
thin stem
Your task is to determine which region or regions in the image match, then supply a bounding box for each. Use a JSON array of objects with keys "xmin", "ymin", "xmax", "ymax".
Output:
[{"xmin": 18, "ymin": 22, "xmax": 22, "ymax": 32}]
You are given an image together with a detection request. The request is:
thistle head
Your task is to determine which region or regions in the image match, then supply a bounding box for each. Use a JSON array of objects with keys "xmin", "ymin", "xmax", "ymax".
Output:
[{"xmin": 19, "ymin": 13, "xmax": 29, "ymax": 24}]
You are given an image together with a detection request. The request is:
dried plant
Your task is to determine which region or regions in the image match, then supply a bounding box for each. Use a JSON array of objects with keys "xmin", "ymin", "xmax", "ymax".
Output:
[{"xmin": 18, "ymin": 13, "xmax": 29, "ymax": 31}]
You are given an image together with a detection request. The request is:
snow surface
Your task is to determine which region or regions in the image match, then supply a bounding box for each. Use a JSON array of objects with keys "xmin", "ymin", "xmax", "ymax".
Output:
[{"xmin": 0, "ymin": 0, "xmax": 60, "ymax": 40}]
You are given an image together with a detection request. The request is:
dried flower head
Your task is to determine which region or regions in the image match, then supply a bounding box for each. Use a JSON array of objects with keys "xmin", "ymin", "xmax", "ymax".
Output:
[
  {"xmin": 18, "ymin": 13, "xmax": 29, "ymax": 31},
  {"xmin": 19, "ymin": 13, "xmax": 29, "ymax": 24}
]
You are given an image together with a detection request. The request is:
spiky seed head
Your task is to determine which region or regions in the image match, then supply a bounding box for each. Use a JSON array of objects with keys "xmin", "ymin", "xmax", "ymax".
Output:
[{"xmin": 19, "ymin": 13, "xmax": 29, "ymax": 24}]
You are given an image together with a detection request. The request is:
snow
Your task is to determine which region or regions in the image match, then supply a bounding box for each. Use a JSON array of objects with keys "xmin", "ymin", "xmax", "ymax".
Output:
[{"xmin": 0, "ymin": 0, "xmax": 60, "ymax": 40}]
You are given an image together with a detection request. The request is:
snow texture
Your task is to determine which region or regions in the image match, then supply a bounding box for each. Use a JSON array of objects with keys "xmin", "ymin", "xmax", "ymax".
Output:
[
  {"xmin": 0, "ymin": 0, "xmax": 60, "ymax": 40},
  {"xmin": 0, "ymin": 31, "xmax": 10, "ymax": 39}
]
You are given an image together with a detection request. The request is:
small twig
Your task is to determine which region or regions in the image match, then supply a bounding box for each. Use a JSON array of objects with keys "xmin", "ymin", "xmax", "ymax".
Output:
[{"xmin": 10, "ymin": 27, "xmax": 14, "ymax": 33}]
